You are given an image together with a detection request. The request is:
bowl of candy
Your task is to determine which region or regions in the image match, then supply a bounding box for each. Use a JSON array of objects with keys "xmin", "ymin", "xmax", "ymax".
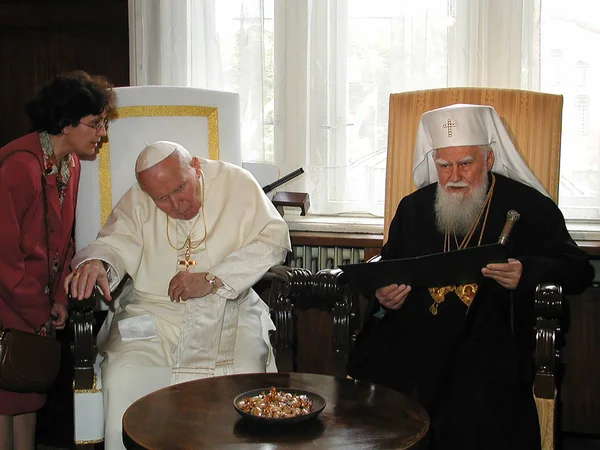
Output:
[{"xmin": 233, "ymin": 386, "xmax": 326, "ymax": 425}]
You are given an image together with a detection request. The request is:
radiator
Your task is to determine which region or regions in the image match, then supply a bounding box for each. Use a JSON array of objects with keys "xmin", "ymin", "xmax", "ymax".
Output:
[{"xmin": 286, "ymin": 245, "xmax": 364, "ymax": 272}]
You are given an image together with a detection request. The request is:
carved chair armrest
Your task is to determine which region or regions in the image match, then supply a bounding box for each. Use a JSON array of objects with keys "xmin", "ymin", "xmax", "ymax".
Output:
[
  {"xmin": 68, "ymin": 275, "xmax": 132, "ymax": 391},
  {"xmin": 69, "ymin": 294, "xmax": 99, "ymax": 391},
  {"xmin": 263, "ymin": 266, "xmax": 313, "ymax": 368},
  {"xmin": 263, "ymin": 265, "xmax": 351, "ymax": 375},
  {"xmin": 533, "ymin": 282, "xmax": 564, "ymax": 399},
  {"xmin": 366, "ymin": 254, "xmax": 382, "ymax": 263},
  {"xmin": 317, "ymin": 268, "xmax": 354, "ymax": 377},
  {"xmin": 329, "ymin": 255, "xmax": 381, "ymax": 376}
]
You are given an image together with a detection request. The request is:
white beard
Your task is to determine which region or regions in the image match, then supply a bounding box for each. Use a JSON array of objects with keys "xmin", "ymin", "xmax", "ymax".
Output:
[{"xmin": 434, "ymin": 172, "xmax": 490, "ymax": 237}]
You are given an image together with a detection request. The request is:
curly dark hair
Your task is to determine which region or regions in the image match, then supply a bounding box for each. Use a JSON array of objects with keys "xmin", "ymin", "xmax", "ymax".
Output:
[{"xmin": 26, "ymin": 70, "xmax": 116, "ymax": 135}]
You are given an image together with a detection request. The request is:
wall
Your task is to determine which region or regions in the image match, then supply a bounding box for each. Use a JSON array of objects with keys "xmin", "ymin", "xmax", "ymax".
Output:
[
  {"xmin": 0, "ymin": 0, "xmax": 129, "ymax": 146},
  {"xmin": 561, "ymin": 277, "xmax": 600, "ymax": 434}
]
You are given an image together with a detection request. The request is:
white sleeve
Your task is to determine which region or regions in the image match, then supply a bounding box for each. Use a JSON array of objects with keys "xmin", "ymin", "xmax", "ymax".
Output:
[
  {"xmin": 71, "ymin": 189, "xmax": 145, "ymax": 291},
  {"xmin": 210, "ymin": 240, "xmax": 288, "ymax": 300}
]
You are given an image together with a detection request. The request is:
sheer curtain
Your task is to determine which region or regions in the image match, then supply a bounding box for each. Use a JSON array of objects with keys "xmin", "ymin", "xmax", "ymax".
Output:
[
  {"xmin": 129, "ymin": 0, "xmax": 272, "ymax": 160},
  {"xmin": 128, "ymin": 0, "xmax": 539, "ymax": 217}
]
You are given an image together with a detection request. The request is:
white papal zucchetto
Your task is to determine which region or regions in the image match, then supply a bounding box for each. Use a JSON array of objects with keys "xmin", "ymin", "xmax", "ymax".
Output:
[
  {"xmin": 135, "ymin": 141, "xmax": 192, "ymax": 173},
  {"xmin": 412, "ymin": 103, "xmax": 549, "ymax": 197}
]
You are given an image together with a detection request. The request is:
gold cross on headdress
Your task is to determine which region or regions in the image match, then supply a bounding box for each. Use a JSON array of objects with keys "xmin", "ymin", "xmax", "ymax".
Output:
[{"xmin": 443, "ymin": 119, "xmax": 456, "ymax": 137}]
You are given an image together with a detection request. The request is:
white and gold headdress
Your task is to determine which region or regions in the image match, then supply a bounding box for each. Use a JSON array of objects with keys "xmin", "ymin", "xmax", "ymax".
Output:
[{"xmin": 412, "ymin": 104, "xmax": 548, "ymax": 196}]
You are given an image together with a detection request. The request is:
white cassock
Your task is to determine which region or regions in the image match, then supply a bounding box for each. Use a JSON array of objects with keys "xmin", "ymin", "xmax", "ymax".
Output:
[{"xmin": 72, "ymin": 159, "xmax": 291, "ymax": 450}]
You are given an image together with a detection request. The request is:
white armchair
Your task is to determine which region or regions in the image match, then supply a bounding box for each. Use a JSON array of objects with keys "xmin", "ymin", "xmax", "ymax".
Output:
[
  {"xmin": 75, "ymin": 86, "xmax": 242, "ymax": 252},
  {"xmin": 71, "ymin": 86, "xmax": 244, "ymax": 447}
]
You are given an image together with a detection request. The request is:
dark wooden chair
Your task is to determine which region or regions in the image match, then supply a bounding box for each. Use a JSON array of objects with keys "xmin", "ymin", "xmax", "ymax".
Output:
[
  {"xmin": 533, "ymin": 283, "xmax": 565, "ymax": 447},
  {"xmin": 263, "ymin": 266, "xmax": 356, "ymax": 376},
  {"xmin": 69, "ymin": 264, "xmax": 356, "ymax": 448}
]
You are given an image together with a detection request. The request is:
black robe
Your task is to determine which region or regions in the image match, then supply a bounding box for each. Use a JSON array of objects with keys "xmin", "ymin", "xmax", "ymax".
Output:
[{"xmin": 347, "ymin": 173, "xmax": 594, "ymax": 450}]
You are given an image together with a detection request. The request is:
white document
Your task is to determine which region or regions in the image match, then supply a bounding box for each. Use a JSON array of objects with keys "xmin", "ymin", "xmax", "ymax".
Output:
[{"xmin": 118, "ymin": 315, "xmax": 158, "ymax": 341}]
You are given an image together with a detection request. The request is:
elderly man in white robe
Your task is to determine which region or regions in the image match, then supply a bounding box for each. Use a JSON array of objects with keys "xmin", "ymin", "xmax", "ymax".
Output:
[{"xmin": 66, "ymin": 141, "xmax": 291, "ymax": 450}]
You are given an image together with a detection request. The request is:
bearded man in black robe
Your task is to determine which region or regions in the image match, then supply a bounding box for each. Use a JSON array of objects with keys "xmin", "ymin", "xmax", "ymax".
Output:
[{"xmin": 347, "ymin": 104, "xmax": 594, "ymax": 450}]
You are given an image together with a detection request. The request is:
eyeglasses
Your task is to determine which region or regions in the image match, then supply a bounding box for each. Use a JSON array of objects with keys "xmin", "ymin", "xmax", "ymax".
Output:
[{"xmin": 79, "ymin": 118, "xmax": 109, "ymax": 132}]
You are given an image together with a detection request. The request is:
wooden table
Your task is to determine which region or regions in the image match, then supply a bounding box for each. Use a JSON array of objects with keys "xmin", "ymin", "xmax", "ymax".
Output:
[{"xmin": 122, "ymin": 372, "xmax": 430, "ymax": 449}]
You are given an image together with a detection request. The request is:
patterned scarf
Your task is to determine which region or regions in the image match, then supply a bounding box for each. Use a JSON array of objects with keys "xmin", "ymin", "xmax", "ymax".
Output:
[
  {"xmin": 39, "ymin": 131, "xmax": 75, "ymax": 293},
  {"xmin": 39, "ymin": 131, "xmax": 74, "ymax": 208}
]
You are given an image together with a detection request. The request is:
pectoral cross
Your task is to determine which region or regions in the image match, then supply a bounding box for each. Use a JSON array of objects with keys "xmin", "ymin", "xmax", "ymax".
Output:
[
  {"xmin": 443, "ymin": 119, "xmax": 456, "ymax": 137},
  {"xmin": 178, "ymin": 247, "xmax": 196, "ymax": 272}
]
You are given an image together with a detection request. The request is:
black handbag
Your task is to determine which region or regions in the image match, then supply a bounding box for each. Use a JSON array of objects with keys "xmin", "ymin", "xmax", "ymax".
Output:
[
  {"xmin": 0, "ymin": 149, "xmax": 62, "ymax": 393},
  {"xmin": 0, "ymin": 327, "xmax": 61, "ymax": 393}
]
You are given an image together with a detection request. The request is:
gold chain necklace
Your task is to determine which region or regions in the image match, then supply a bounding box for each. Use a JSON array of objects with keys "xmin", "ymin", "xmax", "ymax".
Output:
[{"xmin": 165, "ymin": 170, "xmax": 208, "ymax": 271}]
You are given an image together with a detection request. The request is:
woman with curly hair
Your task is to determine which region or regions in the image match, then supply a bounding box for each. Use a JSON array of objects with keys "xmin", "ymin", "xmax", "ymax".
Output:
[{"xmin": 0, "ymin": 70, "xmax": 115, "ymax": 449}]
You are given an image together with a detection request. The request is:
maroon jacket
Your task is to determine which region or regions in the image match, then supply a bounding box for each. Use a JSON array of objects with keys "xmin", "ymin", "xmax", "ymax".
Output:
[{"xmin": 0, "ymin": 132, "xmax": 80, "ymax": 414}]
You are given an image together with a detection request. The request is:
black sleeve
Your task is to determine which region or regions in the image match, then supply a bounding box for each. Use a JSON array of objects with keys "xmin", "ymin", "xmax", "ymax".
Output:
[
  {"xmin": 380, "ymin": 206, "xmax": 402, "ymax": 260},
  {"xmin": 517, "ymin": 196, "xmax": 594, "ymax": 295}
]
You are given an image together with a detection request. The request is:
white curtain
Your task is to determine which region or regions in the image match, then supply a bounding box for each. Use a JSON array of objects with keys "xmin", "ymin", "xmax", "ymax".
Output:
[
  {"xmin": 129, "ymin": 0, "xmax": 191, "ymax": 86},
  {"xmin": 129, "ymin": 0, "xmax": 540, "ymax": 217},
  {"xmin": 129, "ymin": 0, "xmax": 270, "ymax": 163}
]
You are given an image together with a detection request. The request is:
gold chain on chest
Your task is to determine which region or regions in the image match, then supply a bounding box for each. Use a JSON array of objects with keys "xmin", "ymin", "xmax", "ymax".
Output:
[{"xmin": 165, "ymin": 170, "xmax": 208, "ymax": 271}]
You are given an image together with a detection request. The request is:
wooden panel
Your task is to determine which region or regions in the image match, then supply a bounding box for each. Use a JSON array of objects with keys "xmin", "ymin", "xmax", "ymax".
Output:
[
  {"xmin": 295, "ymin": 309, "xmax": 334, "ymax": 375},
  {"xmin": 561, "ymin": 286, "xmax": 600, "ymax": 434},
  {"xmin": 576, "ymin": 241, "xmax": 600, "ymax": 257},
  {"xmin": 0, "ymin": 0, "xmax": 129, "ymax": 147}
]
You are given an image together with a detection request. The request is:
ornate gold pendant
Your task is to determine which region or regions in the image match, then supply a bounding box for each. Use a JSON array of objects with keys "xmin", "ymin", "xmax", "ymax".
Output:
[
  {"xmin": 428, "ymin": 286, "xmax": 455, "ymax": 315},
  {"xmin": 455, "ymin": 283, "xmax": 478, "ymax": 307},
  {"xmin": 428, "ymin": 283, "xmax": 479, "ymax": 315}
]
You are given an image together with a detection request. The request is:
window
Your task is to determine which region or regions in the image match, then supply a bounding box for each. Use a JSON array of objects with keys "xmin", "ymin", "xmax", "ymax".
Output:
[
  {"xmin": 576, "ymin": 61, "xmax": 589, "ymax": 86},
  {"xmin": 574, "ymin": 95, "xmax": 590, "ymax": 135},
  {"xmin": 540, "ymin": 0, "xmax": 600, "ymax": 222},
  {"xmin": 131, "ymin": 0, "xmax": 600, "ymax": 227},
  {"xmin": 547, "ymin": 49, "xmax": 564, "ymax": 86},
  {"xmin": 214, "ymin": 1, "xmax": 274, "ymax": 163},
  {"xmin": 209, "ymin": 0, "xmax": 535, "ymax": 217}
]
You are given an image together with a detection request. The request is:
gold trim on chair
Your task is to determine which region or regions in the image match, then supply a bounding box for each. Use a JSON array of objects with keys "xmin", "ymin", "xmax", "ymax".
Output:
[
  {"xmin": 73, "ymin": 374, "xmax": 101, "ymax": 394},
  {"xmin": 98, "ymin": 105, "xmax": 220, "ymax": 225},
  {"xmin": 74, "ymin": 438, "xmax": 105, "ymax": 445}
]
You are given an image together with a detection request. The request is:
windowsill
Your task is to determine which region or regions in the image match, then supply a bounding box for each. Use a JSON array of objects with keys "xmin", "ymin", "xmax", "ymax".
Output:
[
  {"xmin": 284, "ymin": 211, "xmax": 384, "ymax": 234},
  {"xmin": 283, "ymin": 212, "xmax": 600, "ymax": 242},
  {"xmin": 566, "ymin": 222, "xmax": 600, "ymax": 241}
]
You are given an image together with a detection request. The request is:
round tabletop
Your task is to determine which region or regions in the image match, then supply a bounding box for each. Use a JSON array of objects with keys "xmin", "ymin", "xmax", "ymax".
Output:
[{"xmin": 123, "ymin": 372, "xmax": 430, "ymax": 449}]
